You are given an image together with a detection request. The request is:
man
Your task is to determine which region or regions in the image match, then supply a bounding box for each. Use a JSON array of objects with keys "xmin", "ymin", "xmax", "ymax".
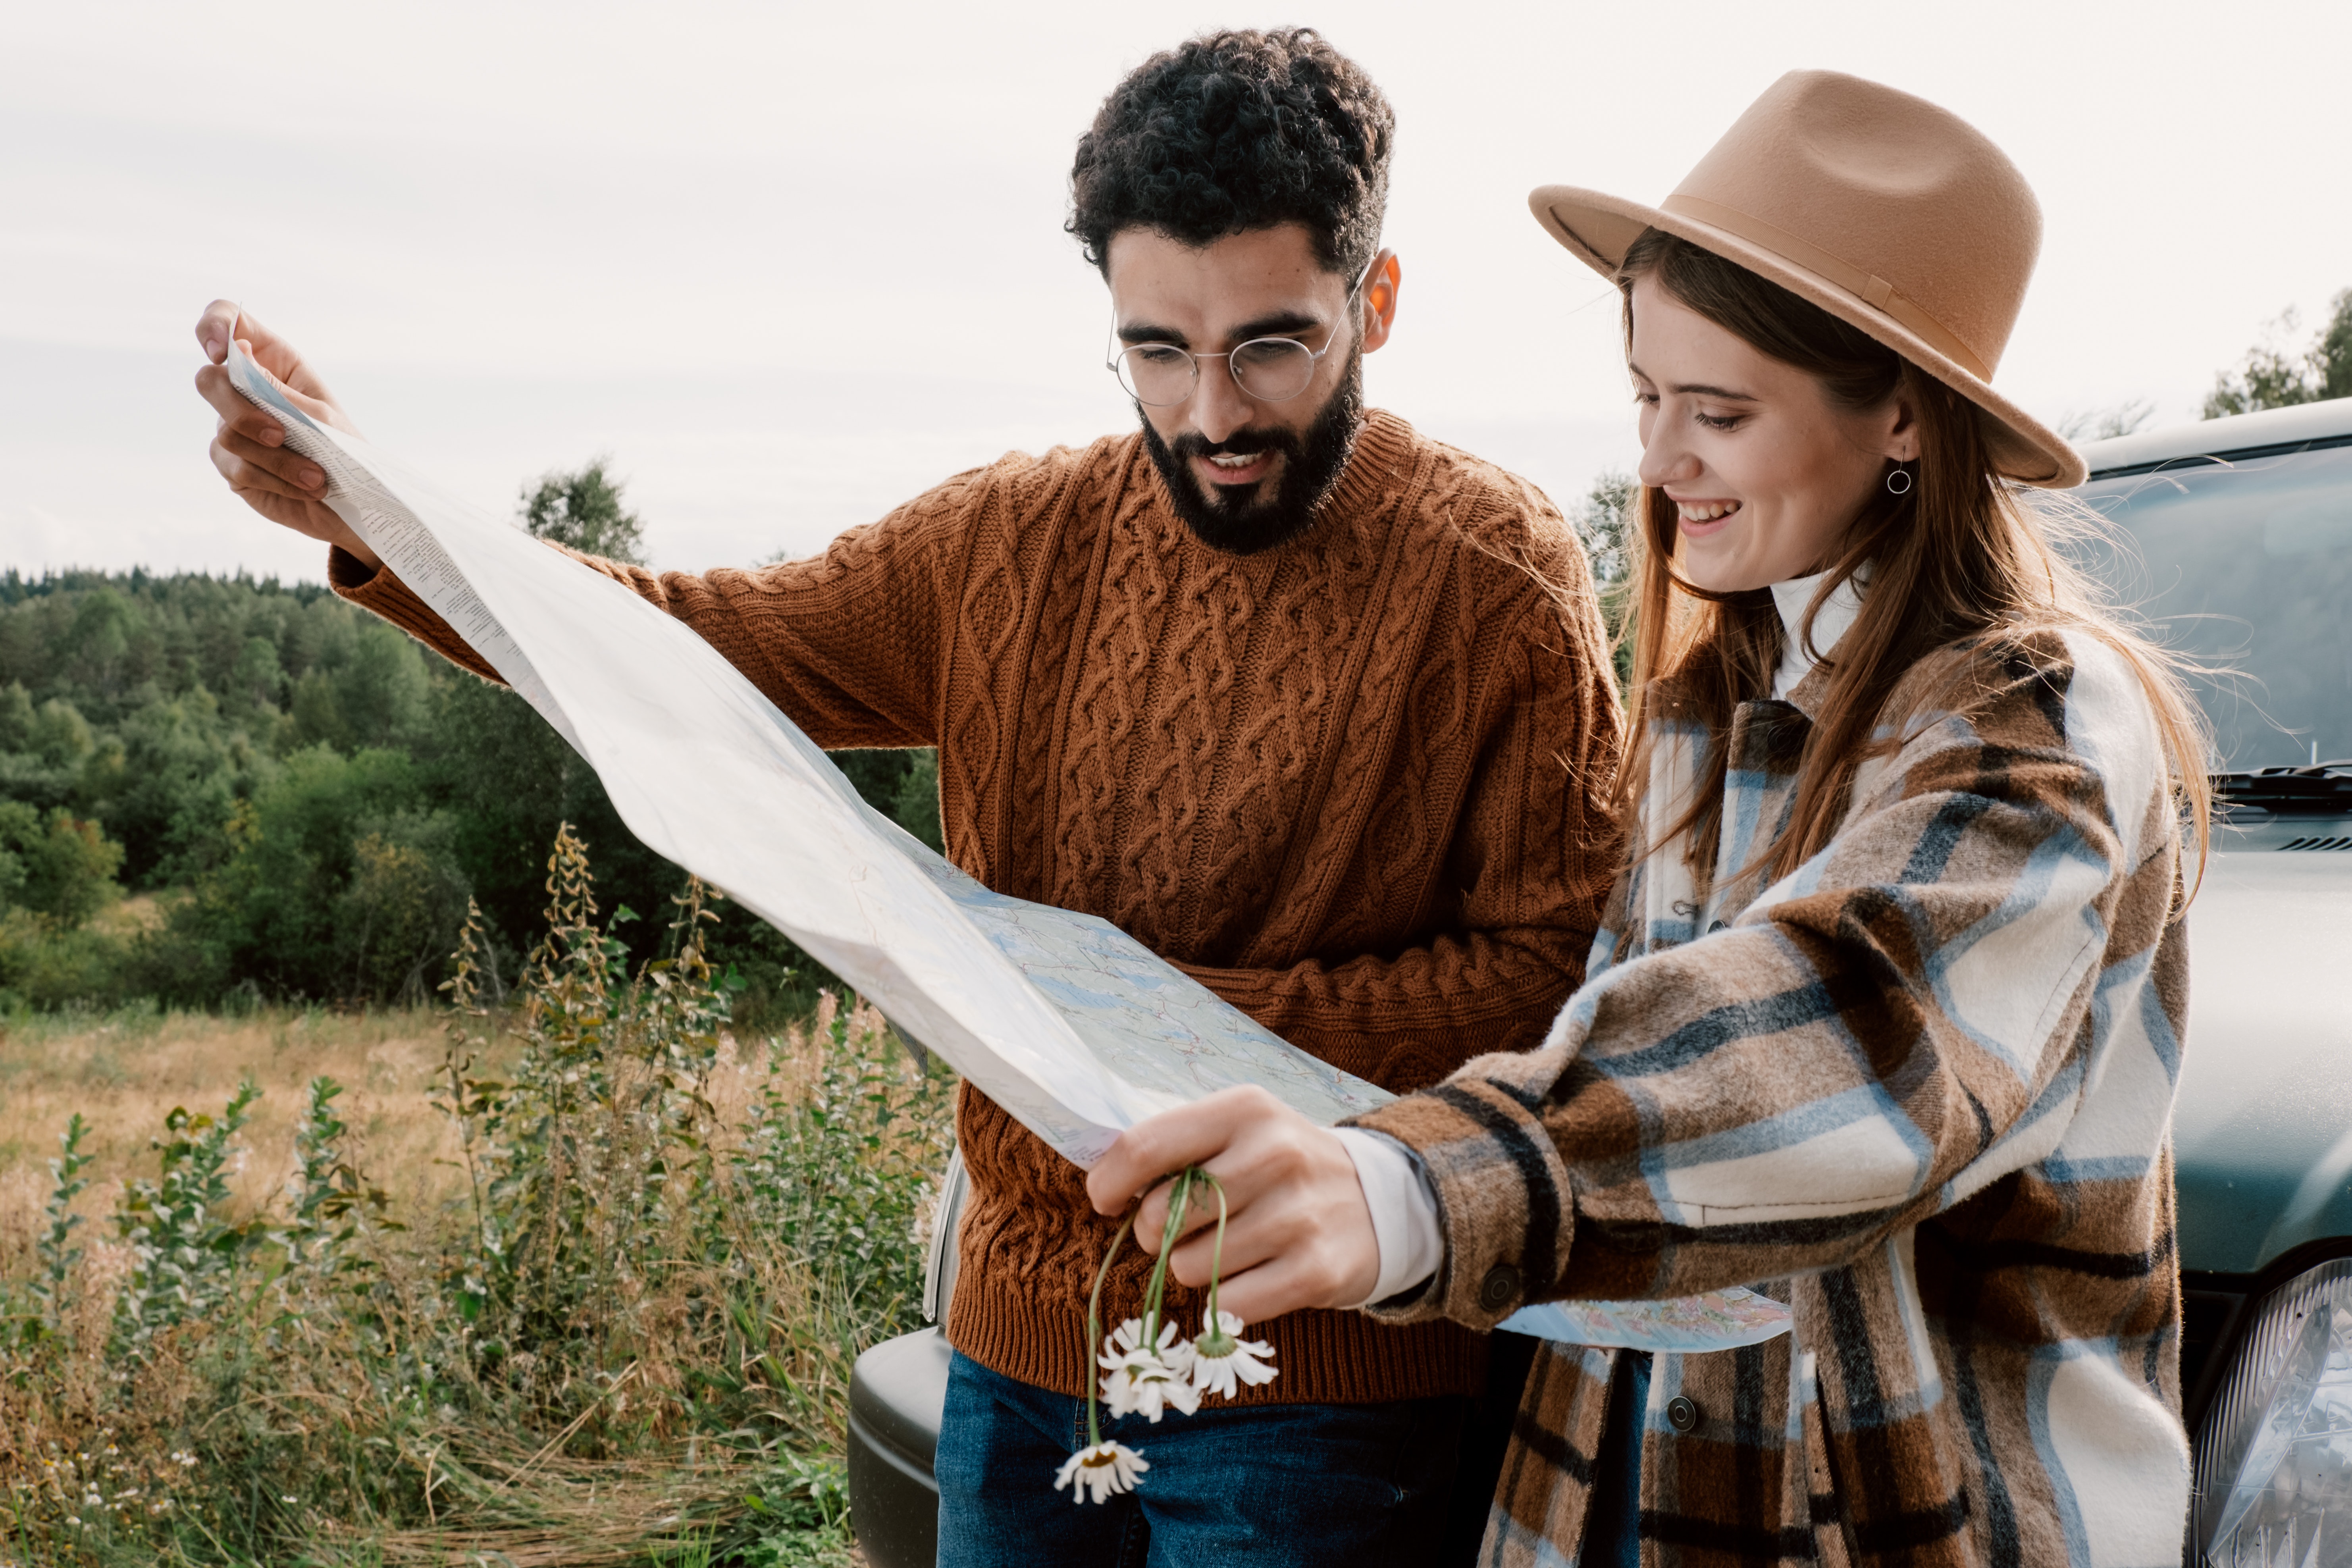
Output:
[{"xmin": 194, "ymin": 28, "xmax": 1622, "ymax": 1565}]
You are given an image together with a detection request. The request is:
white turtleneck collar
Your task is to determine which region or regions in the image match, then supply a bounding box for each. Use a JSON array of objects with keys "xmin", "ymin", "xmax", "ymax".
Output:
[{"xmin": 1769, "ymin": 569, "xmax": 1867, "ymax": 701}]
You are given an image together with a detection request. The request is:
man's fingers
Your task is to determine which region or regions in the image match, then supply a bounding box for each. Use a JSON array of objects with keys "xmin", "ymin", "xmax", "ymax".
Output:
[
  {"xmin": 1085, "ymin": 1086, "xmax": 1285, "ymax": 1216},
  {"xmin": 210, "ymin": 432, "xmax": 325, "ymax": 507},
  {"xmin": 196, "ymin": 299, "xmax": 355, "ymax": 433},
  {"xmin": 215, "ymin": 423, "xmax": 327, "ymax": 494},
  {"xmin": 194, "ymin": 363, "xmax": 289, "ymax": 445},
  {"xmin": 196, "ymin": 299, "xmax": 241, "ymax": 365},
  {"xmin": 235, "ymin": 339, "xmax": 345, "ymax": 426}
]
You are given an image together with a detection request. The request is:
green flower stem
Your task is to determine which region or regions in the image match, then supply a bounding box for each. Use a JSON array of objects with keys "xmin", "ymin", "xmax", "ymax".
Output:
[
  {"xmin": 1191, "ymin": 1172, "xmax": 1238, "ymax": 1356},
  {"xmin": 1203, "ymin": 1172, "xmax": 1230, "ymax": 1327},
  {"xmin": 1140, "ymin": 1168, "xmax": 1195, "ymax": 1350},
  {"xmin": 1084, "ymin": 1208, "xmax": 1139, "ymax": 1450}
]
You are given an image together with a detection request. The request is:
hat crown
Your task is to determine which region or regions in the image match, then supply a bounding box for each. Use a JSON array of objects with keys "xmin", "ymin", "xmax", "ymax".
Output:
[{"xmin": 1671, "ymin": 70, "xmax": 2041, "ymax": 378}]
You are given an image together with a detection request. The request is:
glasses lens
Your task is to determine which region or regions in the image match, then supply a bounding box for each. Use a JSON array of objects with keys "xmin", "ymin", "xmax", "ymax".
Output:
[
  {"xmin": 1115, "ymin": 345, "xmax": 1196, "ymax": 406},
  {"xmin": 1231, "ymin": 338, "xmax": 1317, "ymax": 401}
]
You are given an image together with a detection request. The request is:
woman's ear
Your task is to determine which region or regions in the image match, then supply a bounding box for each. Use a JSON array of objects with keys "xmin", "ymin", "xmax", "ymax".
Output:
[{"xmin": 1882, "ymin": 394, "xmax": 1923, "ymax": 463}]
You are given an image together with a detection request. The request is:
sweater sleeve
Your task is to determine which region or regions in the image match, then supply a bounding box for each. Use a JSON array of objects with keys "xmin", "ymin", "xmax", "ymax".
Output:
[
  {"xmin": 1348, "ymin": 631, "xmax": 2181, "ymax": 1330},
  {"xmin": 1176, "ymin": 583, "xmax": 1626, "ymax": 1092},
  {"xmin": 329, "ymin": 466, "xmax": 990, "ymax": 749}
]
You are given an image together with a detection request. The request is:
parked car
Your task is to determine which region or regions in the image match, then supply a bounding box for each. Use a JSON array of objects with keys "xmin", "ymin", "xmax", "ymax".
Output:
[
  {"xmin": 2071, "ymin": 396, "xmax": 2352, "ymax": 1568},
  {"xmin": 846, "ymin": 395, "xmax": 2352, "ymax": 1568}
]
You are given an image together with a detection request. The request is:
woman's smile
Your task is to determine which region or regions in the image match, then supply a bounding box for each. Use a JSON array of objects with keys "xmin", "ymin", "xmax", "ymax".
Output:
[{"xmin": 1670, "ymin": 496, "xmax": 1743, "ymax": 534}]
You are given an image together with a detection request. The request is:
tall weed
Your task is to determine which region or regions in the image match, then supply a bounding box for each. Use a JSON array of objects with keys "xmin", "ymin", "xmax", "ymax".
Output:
[{"xmin": 0, "ymin": 823, "xmax": 954, "ymax": 1566}]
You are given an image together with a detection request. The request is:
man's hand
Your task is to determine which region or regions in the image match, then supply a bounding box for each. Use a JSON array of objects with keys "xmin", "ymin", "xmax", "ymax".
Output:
[
  {"xmin": 192, "ymin": 301, "xmax": 380, "ymax": 569},
  {"xmin": 1085, "ymin": 1085, "xmax": 1380, "ymax": 1324}
]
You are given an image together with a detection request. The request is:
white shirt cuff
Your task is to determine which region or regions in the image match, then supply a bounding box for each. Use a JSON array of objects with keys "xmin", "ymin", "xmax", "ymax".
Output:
[{"xmin": 1330, "ymin": 1127, "xmax": 1445, "ymax": 1308}]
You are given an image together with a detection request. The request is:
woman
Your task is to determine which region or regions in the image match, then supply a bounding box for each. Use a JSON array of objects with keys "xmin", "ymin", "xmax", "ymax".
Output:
[{"xmin": 1089, "ymin": 71, "xmax": 2206, "ymax": 1566}]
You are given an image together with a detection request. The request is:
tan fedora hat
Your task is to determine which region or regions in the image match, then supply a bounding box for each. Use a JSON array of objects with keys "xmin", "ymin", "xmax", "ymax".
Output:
[{"xmin": 1531, "ymin": 69, "xmax": 2084, "ymax": 489}]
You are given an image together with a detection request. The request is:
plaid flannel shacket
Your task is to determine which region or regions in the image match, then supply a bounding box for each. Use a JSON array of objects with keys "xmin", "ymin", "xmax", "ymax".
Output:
[{"xmin": 1352, "ymin": 626, "xmax": 2191, "ymax": 1567}]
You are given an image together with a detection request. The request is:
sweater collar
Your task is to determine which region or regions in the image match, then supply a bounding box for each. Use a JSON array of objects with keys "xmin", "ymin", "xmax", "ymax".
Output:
[
  {"xmin": 1769, "ymin": 568, "xmax": 1867, "ymax": 713},
  {"xmin": 1136, "ymin": 408, "xmax": 1416, "ymax": 562},
  {"xmin": 1320, "ymin": 408, "xmax": 1416, "ymax": 526}
]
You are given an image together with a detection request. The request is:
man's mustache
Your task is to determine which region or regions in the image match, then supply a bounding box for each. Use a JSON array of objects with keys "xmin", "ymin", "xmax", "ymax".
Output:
[{"xmin": 1166, "ymin": 430, "xmax": 1303, "ymax": 463}]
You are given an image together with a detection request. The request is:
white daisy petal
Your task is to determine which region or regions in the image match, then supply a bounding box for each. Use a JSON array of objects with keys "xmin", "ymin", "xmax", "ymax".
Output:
[
  {"xmin": 1191, "ymin": 1309, "xmax": 1279, "ymax": 1399},
  {"xmin": 1053, "ymin": 1441, "xmax": 1149, "ymax": 1503}
]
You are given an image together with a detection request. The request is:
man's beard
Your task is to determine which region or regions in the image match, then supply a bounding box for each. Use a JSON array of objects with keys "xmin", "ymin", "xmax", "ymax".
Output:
[{"xmin": 1140, "ymin": 354, "xmax": 1364, "ymax": 556}]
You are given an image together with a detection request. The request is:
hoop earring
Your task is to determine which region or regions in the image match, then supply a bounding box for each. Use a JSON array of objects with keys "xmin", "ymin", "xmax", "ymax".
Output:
[{"xmin": 1886, "ymin": 465, "xmax": 1915, "ymax": 496}]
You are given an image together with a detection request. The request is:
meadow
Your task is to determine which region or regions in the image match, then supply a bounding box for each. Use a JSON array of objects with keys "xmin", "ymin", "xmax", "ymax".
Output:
[{"xmin": 0, "ymin": 831, "xmax": 954, "ymax": 1566}]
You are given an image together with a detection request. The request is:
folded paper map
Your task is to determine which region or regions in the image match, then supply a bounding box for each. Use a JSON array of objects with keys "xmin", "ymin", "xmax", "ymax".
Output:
[{"xmin": 225, "ymin": 345, "xmax": 1790, "ymax": 1352}]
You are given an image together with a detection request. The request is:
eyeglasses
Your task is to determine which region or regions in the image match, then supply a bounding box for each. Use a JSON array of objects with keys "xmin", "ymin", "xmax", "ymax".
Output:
[{"xmin": 1107, "ymin": 267, "xmax": 1370, "ymax": 407}]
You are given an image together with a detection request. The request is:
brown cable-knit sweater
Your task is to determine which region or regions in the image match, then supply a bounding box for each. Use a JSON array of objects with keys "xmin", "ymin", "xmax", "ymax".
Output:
[{"xmin": 331, "ymin": 409, "xmax": 1625, "ymax": 1404}]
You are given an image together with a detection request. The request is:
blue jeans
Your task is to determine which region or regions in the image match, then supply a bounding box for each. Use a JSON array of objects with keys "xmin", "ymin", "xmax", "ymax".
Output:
[{"xmin": 935, "ymin": 1351, "xmax": 1468, "ymax": 1568}]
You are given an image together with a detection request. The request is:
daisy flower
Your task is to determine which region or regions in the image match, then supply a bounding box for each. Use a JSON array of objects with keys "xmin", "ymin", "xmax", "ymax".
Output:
[
  {"xmin": 1190, "ymin": 1310, "xmax": 1278, "ymax": 1399},
  {"xmin": 1053, "ymin": 1441, "xmax": 1149, "ymax": 1504},
  {"xmin": 1100, "ymin": 1316, "xmax": 1200, "ymax": 1422}
]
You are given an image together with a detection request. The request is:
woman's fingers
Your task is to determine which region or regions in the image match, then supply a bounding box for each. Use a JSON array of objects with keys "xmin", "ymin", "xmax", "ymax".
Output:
[
  {"xmin": 1096, "ymin": 1086, "xmax": 1383, "ymax": 1318},
  {"xmin": 1184, "ymin": 1251, "xmax": 1343, "ymax": 1326},
  {"xmin": 1087, "ymin": 1085, "xmax": 1287, "ymax": 1217}
]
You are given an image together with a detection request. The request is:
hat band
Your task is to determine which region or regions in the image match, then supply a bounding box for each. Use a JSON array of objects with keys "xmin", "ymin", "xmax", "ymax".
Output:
[{"xmin": 1660, "ymin": 194, "xmax": 1993, "ymax": 381}]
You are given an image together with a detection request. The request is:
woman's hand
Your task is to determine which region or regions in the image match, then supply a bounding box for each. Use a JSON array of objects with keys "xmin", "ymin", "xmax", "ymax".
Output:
[
  {"xmin": 191, "ymin": 300, "xmax": 380, "ymax": 569},
  {"xmin": 1085, "ymin": 1085, "xmax": 1380, "ymax": 1324}
]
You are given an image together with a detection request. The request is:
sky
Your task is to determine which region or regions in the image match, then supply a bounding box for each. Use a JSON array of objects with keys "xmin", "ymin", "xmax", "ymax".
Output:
[{"xmin": 5, "ymin": 0, "xmax": 2349, "ymax": 582}]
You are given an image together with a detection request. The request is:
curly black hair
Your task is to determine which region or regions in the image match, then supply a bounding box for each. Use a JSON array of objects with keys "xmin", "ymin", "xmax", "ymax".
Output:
[{"xmin": 1068, "ymin": 28, "xmax": 1395, "ymax": 279}]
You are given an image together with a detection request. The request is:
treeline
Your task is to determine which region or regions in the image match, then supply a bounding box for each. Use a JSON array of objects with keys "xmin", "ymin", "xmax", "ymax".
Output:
[{"xmin": 0, "ymin": 564, "xmax": 940, "ymax": 1021}]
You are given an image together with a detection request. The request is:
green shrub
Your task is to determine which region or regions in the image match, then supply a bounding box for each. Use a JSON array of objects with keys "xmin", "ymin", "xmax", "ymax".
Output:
[
  {"xmin": 2, "ymin": 570, "xmax": 949, "ymax": 1014},
  {"xmin": 0, "ymin": 803, "xmax": 124, "ymax": 926},
  {"xmin": 0, "ymin": 824, "xmax": 952, "ymax": 1567}
]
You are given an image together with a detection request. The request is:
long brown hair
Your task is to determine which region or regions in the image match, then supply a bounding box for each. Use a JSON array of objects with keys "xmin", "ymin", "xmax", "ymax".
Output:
[{"xmin": 1614, "ymin": 230, "xmax": 2210, "ymax": 891}]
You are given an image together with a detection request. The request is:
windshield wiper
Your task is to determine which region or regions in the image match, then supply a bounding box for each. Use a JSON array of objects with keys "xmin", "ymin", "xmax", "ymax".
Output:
[{"xmin": 2211, "ymin": 765, "xmax": 2352, "ymax": 814}]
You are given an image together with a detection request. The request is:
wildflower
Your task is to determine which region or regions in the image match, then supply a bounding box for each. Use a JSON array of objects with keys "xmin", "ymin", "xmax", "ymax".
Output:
[
  {"xmin": 1190, "ymin": 1310, "xmax": 1279, "ymax": 1399},
  {"xmin": 1053, "ymin": 1441, "xmax": 1148, "ymax": 1504},
  {"xmin": 1099, "ymin": 1317, "xmax": 1199, "ymax": 1422}
]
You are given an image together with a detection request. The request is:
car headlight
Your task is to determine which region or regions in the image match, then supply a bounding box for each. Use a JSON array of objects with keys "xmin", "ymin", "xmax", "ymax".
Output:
[{"xmin": 2197, "ymin": 1258, "xmax": 2352, "ymax": 1566}]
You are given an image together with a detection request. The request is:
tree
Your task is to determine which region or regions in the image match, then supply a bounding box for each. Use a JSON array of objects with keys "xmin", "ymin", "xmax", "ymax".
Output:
[
  {"xmin": 2204, "ymin": 289, "xmax": 2352, "ymax": 417},
  {"xmin": 0, "ymin": 803, "xmax": 124, "ymax": 927},
  {"xmin": 1571, "ymin": 470, "xmax": 1638, "ymax": 695},
  {"xmin": 2057, "ymin": 399, "xmax": 2156, "ymax": 442},
  {"xmin": 518, "ymin": 460, "xmax": 647, "ymax": 564}
]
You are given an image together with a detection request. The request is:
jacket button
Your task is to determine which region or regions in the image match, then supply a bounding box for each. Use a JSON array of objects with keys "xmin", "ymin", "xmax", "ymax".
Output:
[
  {"xmin": 1477, "ymin": 1265, "xmax": 1522, "ymax": 1312},
  {"xmin": 1666, "ymin": 1395, "xmax": 1700, "ymax": 1433}
]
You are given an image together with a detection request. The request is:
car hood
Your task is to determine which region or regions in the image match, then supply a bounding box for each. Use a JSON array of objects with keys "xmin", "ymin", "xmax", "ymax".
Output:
[{"xmin": 2175, "ymin": 849, "xmax": 2352, "ymax": 1275}]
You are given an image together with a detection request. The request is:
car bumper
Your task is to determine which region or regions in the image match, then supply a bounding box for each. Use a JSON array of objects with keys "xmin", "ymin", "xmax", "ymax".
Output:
[{"xmin": 848, "ymin": 1326, "xmax": 951, "ymax": 1568}]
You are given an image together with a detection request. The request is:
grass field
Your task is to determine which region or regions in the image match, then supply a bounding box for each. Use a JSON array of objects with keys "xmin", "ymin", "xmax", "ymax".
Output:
[
  {"xmin": 0, "ymin": 1005, "xmax": 493, "ymax": 1284},
  {"xmin": 0, "ymin": 861, "xmax": 949, "ymax": 1567}
]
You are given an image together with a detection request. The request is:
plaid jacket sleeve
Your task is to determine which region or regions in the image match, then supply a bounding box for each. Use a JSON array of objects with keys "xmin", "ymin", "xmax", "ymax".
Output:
[{"xmin": 1348, "ymin": 627, "xmax": 2182, "ymax": 1329}]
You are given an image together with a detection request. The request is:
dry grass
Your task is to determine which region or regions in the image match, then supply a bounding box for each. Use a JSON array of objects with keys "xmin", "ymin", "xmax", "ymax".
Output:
[
  {"xmin": 0, "ymin": 1002, "xmax": 824, "ymax": 1292},
  {"xmin": 0, "ymin": 1005, "xmax": 495, "ymax": 1279},
  {"xmin": 0, "ymin": 992, "xmax": 902, "ymax": 1564}
]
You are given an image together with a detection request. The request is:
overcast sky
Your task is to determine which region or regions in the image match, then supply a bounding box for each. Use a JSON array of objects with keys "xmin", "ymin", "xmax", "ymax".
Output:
[{"xmin": 6, "ymin": 0, "xmax": 2349, "ymax": 582}]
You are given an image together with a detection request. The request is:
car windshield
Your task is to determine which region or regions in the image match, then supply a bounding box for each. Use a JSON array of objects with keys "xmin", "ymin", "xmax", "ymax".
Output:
[{"xmin": 2075, "ymin": 440, "xmax": 2352, "ymax": 769}]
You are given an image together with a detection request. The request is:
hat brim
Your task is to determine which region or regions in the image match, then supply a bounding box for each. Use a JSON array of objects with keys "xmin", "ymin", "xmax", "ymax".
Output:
[{"xmin": 1529, "ymin": 184, "xmax": 2086, "ymax": 490}]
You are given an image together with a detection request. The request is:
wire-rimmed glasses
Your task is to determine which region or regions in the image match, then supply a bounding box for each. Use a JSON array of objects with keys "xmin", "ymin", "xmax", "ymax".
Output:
[{"xmin": 1108, "ymin": 268, "xmax": 1370, "ymax": 407}]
